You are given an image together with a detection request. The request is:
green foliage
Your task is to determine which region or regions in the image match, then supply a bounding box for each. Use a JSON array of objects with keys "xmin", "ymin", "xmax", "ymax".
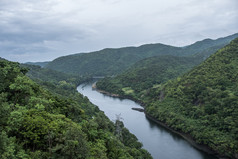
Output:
[
  {"xmin": 97, "ymin": 38, "xmax": 238, "ymax": 158},
  {"xmin": 152, "ymin": 39, "xmax": 238, "ymax": 157},
  {"xmin": 96, "ymin": 55, "xmax": 201, "ymax": 99},
  {"xmin": 147, "ymin": 39, "xmax": 238, "ymax": 158},
  {"xmin": 0, "ymin": 59, "xmax": 152, "ymax": 159},
  {"xmin": 22, "ymin": 63, "xmax": 88, "ymax": 88},
  {"xmin": 46, "ymin": 33, "xmax": 238, "ymax": 76}
]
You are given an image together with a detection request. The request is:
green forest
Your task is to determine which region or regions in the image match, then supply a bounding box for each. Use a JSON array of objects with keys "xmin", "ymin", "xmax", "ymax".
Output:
[
  {"xmin": 97, "ymin": 38, "xmax": 238, "ymax": 158},
  {"xmin": 45, "ymin": 33, "xmax": 238, "ymax": 76},
  {"xmin": 96, "ymin": 55, "xmax": 201, "ymax": 99},
  {"xmin": 0, "ymin": 59, "xmax": 152, "ymax": 159}
]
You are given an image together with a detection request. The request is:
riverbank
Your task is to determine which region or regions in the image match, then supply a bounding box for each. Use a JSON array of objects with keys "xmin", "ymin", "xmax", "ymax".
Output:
[
  {"xmin": 144, "ymin": 114, "xmax": 221, "ymax": 157},
  {"xmin": 92, "ymin": 83, "xmax": 227, "ymax": 159},
  {"xmin": 92, "ymin": 82, "xmax": 120, "ymax": 97},
  {"xmin": 93, "ymin": 82, "xmax": 146, "ymax": 106}
]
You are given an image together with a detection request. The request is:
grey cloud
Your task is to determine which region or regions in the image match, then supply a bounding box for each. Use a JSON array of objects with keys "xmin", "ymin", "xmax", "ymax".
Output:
[{"xmin": 0, "ymin": 0, "xmax": 237, "ymax": 62}]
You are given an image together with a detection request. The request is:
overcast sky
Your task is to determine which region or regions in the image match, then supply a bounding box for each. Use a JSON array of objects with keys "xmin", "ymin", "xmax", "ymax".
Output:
[{"xmin": 0, "ymin": 0, "xmax": 238, "ymax": 62}]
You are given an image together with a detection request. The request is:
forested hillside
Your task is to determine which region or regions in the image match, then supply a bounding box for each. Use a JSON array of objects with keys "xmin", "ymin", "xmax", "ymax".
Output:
[
  {"xmin": 45, "ymin": 33, "xmax": 238, "ymax": 76},
  {"xmin": 21, "ymin": 64, "xmax": 88, "ymax": 96},
  {"xmin": 96, "ymin": 55, "xmax": 201, "ymax": 99},
  {"xmin": 46, "ymin": 44, "xmax": 180, "ymax": 76},
  {"xmin": 23, "ymin": 64, "xmax": 84, "ymax": 84},
  {"xmin": 145, "ymin": 38, "xmax": 238, "ymax": 159},
  {"xmin": 0, "ymin": 59, "xmax": 152, "ymax": 158},
  {"xmin": 98, "ymin": 38, "xmax": 238, "ymax": 158}
]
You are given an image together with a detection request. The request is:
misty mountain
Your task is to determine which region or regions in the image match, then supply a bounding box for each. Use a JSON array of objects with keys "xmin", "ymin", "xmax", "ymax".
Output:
[{"xmin": 45, "ymin": 33, "xmax": 238, "ymax": 76}]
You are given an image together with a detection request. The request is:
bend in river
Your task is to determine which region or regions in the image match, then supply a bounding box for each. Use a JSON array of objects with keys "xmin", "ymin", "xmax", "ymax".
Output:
[{"xmin": 77, "ymin": 81, "xmax": 217, "ymax": 159}]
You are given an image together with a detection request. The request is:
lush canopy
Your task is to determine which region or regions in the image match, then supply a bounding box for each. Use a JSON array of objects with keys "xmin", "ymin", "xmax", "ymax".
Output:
[{"xmin": 0, "ymin": 59, "xmax": 152, "ymax": 159}]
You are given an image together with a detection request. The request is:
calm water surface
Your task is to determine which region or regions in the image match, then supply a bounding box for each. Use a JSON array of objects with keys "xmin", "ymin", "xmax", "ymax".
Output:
[{"xmin": 77, "ymin": 81, "xmax": 217, "ymax": 159}]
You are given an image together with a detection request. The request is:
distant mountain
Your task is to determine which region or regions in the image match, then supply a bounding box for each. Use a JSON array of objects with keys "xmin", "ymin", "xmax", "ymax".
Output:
[
  {"xmin": 182, "ymin": 33, "xmax": 238, "ymax": 56},
  {"xmin": 45, "ymin": 33, "xmax": 238, "ymax": 76},
  {"xmin": 25, "ymin": 61, "xmax": 50, "ymax": 67},
  {"xmin": 45, "ymin": 44, "xmax": 180, "ymax": 76}
]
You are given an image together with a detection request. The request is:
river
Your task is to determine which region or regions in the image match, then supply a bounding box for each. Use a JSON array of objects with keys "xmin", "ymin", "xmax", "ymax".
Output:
[{"xmin": 77, "ymin": 81, "xmax": 217, "ymax": 159}]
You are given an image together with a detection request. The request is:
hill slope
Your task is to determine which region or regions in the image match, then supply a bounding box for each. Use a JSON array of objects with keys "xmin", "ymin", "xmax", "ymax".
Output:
[
  {"xmin": 22, "ymin": 64, "xmax": 85, "ymax": 86},
  {"xmin": 96, "ymin": 55, "xmax": 201, "ymax": 98},
  {"xmin": 45, "ymin": 33, "xmax": 238, "ymax": 76},
  {"xmin": 0, "ymin": 59, "xmax": 152, "ymax": 158},
  {"xmin": 144, "ymin": 38, "xmax": 238, "ymax": 158},
  {"xmin": 46, "ymin": 44, "xmax": 180, "ymax": 76}
]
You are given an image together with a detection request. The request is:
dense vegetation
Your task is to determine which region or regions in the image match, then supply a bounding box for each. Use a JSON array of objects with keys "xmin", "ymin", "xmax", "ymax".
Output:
[
  {"xmin": 45, "ymin": 33, "xmax": 238, "ymax": 76},
  {"xmin": 46, "ymin": 44, "xmax": 180, "ymax": 76},
  {"xmin": 145, "ymin": 39, "xmax": 238, "ymax": 158},
  {"xmin": 0, "ymin": 59, "xmax": 152, "ymax": 158},
  {"xmin": 96, "ymin": 55, "xmax": 201, "ymax": 99},
  {"xmin": 23, "ymin": 64, "xmax": 84, "ymax": 84},
  {"xmin": 98, "ymin": 38, "xmax": 238, "ymax": 158},
  {"xmin": 21, "ymin": 64, "xmax": 89, "ymax": 96}
]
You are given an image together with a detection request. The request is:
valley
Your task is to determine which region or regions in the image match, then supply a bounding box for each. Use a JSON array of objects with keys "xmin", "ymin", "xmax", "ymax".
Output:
[{"xmin": 1, "ymin": 33, "xmax": 238, "ymax": 159}]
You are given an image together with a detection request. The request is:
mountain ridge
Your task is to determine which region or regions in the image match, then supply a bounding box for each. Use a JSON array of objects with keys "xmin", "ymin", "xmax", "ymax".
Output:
[{"xmin": 45, "ymin": 33, "xmax": 238, "ymax": 76}]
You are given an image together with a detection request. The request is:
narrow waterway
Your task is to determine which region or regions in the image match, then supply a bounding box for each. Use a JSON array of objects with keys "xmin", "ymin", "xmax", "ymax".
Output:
[{"xmin": 77, "ymin": 81, "xmax": 217, "ymax": 159}]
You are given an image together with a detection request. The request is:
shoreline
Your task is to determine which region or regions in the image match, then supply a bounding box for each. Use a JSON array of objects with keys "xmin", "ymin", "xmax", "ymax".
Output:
[
  {"xmin": 145, "ymin": 113, "xmax": 219, "ymax": 157},
  {"xmin": 92, "ymin": 83, "xmax": 228, "ymax": 159},
  {"xmin": 92, "ymin": 82, "xmax": 120, "ymax": 97},
  {"xmin": 93, "ymin": 82, "xmax": 146, "ymax": 106}
]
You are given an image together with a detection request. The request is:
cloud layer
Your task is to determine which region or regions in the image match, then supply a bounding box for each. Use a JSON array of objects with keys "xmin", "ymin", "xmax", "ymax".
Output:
[{"xmin": 0, "ymin": 0, "xmax": 238, "ymax": 62}]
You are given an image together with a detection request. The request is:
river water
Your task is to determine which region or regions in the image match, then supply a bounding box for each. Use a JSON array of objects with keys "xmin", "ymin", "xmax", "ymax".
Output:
[{"xmin": 77, "ymin": 81, "xmax": 217, "ymax": 159}]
